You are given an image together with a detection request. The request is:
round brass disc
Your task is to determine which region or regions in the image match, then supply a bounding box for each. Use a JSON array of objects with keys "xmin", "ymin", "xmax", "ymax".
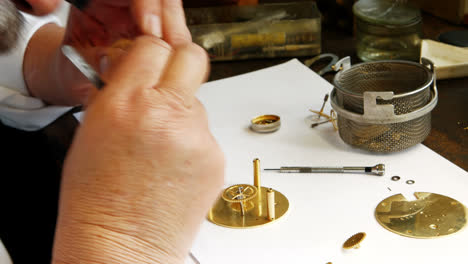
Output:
[
  {"xmin": 375, "ymin": 192, "xmax": 467, "ymax": 238},
  {"xmin": 208, "ymin": 187, "xmax": 289, "ymax": 228},
  {"xmin": 343, "ymin": 232, "xmax": 366, "ymax": 249}
]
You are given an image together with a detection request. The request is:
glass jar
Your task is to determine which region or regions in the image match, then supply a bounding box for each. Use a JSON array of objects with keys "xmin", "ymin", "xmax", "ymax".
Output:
[{"xmin": 353, "ymin": 0, "xmax": 423, "ymax": 62}]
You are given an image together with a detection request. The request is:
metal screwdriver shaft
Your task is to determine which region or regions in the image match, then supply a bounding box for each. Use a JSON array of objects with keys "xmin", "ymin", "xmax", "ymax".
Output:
[{"xmin": 264, "ymin": 164, "xmax": 385, "ymax": 176}]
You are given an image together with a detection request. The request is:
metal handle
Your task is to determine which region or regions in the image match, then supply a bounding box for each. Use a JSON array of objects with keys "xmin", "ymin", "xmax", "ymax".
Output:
[{"xmin": 330, "ymin": 83, "xmax": 438, "ymax": 124}]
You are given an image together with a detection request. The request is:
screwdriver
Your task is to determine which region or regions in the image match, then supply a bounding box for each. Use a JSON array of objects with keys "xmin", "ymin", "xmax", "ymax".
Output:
[{"xmin": 264, "ymin": 164, "xmax": 385, "ymax": 176}]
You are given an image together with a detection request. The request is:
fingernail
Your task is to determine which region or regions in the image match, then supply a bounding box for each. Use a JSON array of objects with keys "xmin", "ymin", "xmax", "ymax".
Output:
[
  {"xmin": 144, "ymin": 14, "xmax": 162, "ymax": 38},
  {"xmin": 99, "ymin": 55, "xmax": 109, "ymax": 73}
]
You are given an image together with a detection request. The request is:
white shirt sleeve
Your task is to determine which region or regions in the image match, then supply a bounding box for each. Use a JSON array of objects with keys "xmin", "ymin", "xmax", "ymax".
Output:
[{"xmin": 0, "ymin": 12, "xmax": 72, "ymax": 131}]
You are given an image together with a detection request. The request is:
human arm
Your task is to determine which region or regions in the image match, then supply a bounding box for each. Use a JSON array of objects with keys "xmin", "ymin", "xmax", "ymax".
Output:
[
  {"xmin": 0, "ymin": 9, "xmax": 72, "ymax": 131},
  {"xmin": 52, "ymin": 36, "xmax": 224, "ymax": 264}
]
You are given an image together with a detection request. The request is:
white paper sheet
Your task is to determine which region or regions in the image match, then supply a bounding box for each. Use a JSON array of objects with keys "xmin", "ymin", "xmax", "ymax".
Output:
[
  {"xmin": 75, "ymin": 59, "xmax": 468, "ymax": 264},
  {"xmin": 191, "ymin": 59, "xmax": 468, "ymax": 264}
]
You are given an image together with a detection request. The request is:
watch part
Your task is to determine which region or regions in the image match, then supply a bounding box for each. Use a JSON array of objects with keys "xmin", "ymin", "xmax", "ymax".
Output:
[
  {"xmin": 250, "ymin": 115, "xmax": 281, "ymax": 133},
  {"xmin": 343, "ymin": 232, "xmax": 366, "ymax": 249},
  {"xmin": 375, "ymin": 192, "xmax": 467, "ymax": 238}
]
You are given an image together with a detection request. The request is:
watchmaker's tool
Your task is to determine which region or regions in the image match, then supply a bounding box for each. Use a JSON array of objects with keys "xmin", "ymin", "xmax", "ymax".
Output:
[
  {"xmin": 250, "ymin": 115, "xmax": 281, "ymax": 133},
  {"xmin": 264, "ymin": 164, "xmax": 385, "ymax": 176},
  {"xmin": 330, "ymin": 57, "xmax": 438, "ymax": 152},
  {"xmin": 375, "ymin": 192, "xmax": 467, "ymax": 238},
  {"xmin": 342, "ymin": 232, "xmax": 366, "ymax": 249},
  {"xmin": 208, "ymin": 159, "xmax": 289, "ymax": 228},
  {"xmin": 61, "ymin": 45, "xmax": 105, "ymax": 90}
]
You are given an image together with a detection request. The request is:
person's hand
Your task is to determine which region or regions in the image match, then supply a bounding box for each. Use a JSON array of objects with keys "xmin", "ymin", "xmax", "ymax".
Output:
[
  {"xmin": 52, "ymin": 36, "xmax": 225, "ymax": 264},
  {"xmin": 22, "ymin": 0, "xmax": 193, "ymax": 106},
  {"xmin": 11, "ymin": 0, "xmax": 190, "ymax": 42}
]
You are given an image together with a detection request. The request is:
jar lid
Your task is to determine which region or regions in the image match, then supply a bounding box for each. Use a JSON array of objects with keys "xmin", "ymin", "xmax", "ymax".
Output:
[{"xmin": 353, "ymin": 0, "xmax": 421, "ymax": 26}]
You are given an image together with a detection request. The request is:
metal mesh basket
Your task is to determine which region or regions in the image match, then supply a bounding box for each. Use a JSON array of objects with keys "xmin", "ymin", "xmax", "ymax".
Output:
[{"xmin": 330, "ymin": 58, "xmax": 438, "ymax": 153}]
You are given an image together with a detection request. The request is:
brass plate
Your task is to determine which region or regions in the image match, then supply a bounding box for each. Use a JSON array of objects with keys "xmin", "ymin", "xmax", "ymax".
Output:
[
  {"xmin": 375, "ymin": 192, "xmax": 467, "ymax": 238},
  {"xmin": 343, "ymin": 232, "xmax": 366, "ymax": 249},
  {"xmin": 208, "ymin": 186, "xmax": 289, "ymax": 228}
]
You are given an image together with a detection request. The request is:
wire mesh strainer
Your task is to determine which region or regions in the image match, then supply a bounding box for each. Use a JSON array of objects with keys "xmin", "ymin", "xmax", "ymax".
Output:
[{"xmin": 330, "ymin": 57, "xmax": 438, "ymax": 153}]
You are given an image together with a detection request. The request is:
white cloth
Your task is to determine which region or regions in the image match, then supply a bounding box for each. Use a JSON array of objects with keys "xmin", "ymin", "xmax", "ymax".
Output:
[{"xmin": 0, "ymin": 12, "xmax": 72, "ymax": 131}]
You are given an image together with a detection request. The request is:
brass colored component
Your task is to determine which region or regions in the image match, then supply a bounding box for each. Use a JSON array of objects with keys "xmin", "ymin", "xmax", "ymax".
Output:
[
  {"xmin": 375, "ymin": 192, "xmax": 467, "ymax": 238},
  {"xmin": 250, "ymin": 115, "xmax": 281, "ymax": 133},
  {"xmin": 222, "ymin": 184, "xmax": 258, "ymax": 203},
  {"xmin": 343, "ymin": 232, "xmax": 366, "ymax": 249},
  {"xmin": 406, "ymin": 180, "xmax": 415, "ymax": 185},
  {"xmin": 309, "ymin": 109, "xmax": 338, "ymax": 131},
  {"xmin": 208, "ymin": 158, "xmax": 289, "ymax": 228},
  {"xmin": 391, "ymin": 176, "xmax": 401, "ymax": 181},
  {"xmin": 267, "ymin": 188, "xmax": 276, "ymax": 221},
  {"xmin": 209, "ymin": 186, "xmax": 288, "ymax": 228},
  {"xmin": 253, "ymin": 159, "xmax": 261, "ymax": 190}
]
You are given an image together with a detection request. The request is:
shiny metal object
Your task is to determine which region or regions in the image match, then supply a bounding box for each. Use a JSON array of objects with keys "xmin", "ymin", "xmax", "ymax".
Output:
[
  {"xmin": 250, "ymin": 115, "xmax": 281, "ymax": 133},
  {"xmin": 264, "ymin": 163, "xmax": 385, "ymax": 176},
  {"xmin": 375, "ymin": 192, "xmax": 467, "ymax": 238},
  {"xmin": 406, "ymin": 180, "xmax": 415, "ymax": 185},
  {"xmin": 330, "ymin": 57, "xmax": 438, "ymax": 152},
  {"xmin": 189, "ymin": 252, "xmax": 200, "ymax": 264},
  {"xmin": 61, "ymin": 45, "xmax": 105, "ymax": 90},
  {"xmin": 208, "ymin": 159, "xmax": 289, "ymax": 228},
  {"xmin": 391, "ymin": 176, "xmax": 401, "ymax": 181},
  {"xmin": 304, "ymin": 53, "xmax": 339, "ymax": 76},
  {"xmin": 342, "ymin": 232, "xmax": 366, "ymax": 249}
]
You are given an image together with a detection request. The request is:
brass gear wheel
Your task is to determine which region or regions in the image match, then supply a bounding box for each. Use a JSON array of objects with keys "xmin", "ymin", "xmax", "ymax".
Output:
[{"xmin": 222, "ymin": 184, "xmax": 258, "ymax": 203}]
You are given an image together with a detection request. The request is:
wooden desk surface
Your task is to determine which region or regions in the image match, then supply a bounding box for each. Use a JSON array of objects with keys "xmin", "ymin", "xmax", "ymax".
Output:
[{"xmin": 0, "ymin": 9, "xmax": 466, "ymax": 264}]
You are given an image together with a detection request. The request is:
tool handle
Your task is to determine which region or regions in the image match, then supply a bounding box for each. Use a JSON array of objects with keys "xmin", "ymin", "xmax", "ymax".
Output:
[
  {"xmin": 279, "ymin": 167, "xmax": 345, "ymax": 173},
  {"xmin": 65, "ymin": 0, "xmax": 89, "ymax": 9}
]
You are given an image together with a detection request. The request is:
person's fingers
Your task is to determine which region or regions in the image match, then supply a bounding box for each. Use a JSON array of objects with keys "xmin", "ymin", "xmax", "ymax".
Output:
[
  {"xmin": 157, "ymin": 43, "xmax": 209, "ymax": 107},
  {"xmin": 25, "ymin": 0, "xmax": 61, "ymax": 15},
  {"xmin": 131, "ymin": 0, "xmax": 163, "ymax": 38},
  {"xmin": 162, "ymin": 0, "xmax": 192, "ymax": 46},
  {"xmin": 105, "ymin": 36, "xmax": 172, "ymax": 94}
]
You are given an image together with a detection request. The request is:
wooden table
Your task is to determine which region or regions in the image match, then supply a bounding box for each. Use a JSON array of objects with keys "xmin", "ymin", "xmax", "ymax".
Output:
[{"xmin": 0, "ymin": 10, "xmax": 466, "ymax": 264}]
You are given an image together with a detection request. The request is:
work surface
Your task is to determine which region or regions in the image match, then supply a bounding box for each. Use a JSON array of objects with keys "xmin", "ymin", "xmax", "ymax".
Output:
[
  {"xmin": 0, "ymin": 10, "xmax": 467, "ymax": 264},
  {"xmin": 190, "ymin": 58, "xmax": 468, "ymax": 264}
]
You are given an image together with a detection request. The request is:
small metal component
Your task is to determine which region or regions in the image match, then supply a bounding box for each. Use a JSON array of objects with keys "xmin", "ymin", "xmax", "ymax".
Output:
[
  {"xmin": 267, "ymin": 188, "xmax": 275, "ymax": 221},
  {"xmin": 375, "ymin": 192, "xmax": 467, "ymax": 238},
  {"xmin": 304, "ymin": 53, "xmax": 339, "ymax": 76},
  {"xmin": 208, "ymin": 158, "xmax": 289, "ymax": 228},
  {"xmin": 253, "ymin": 159, "xmax": 261, "ymax": 190},
  {"xmin": 222, "ymin": 184, "xmax": 258, "ymax": 203},
  {"xmin": 250, "ymin": 115, "xmax": 281, "ymax": 133},
  {"xmin": 317, "ymin": 94, "xmax": 329, "ymax": 120},
  {"xmin": 189, "ymin": 252, "xmax": 200, "ymax": 264},
  {"xmin": 387, "ymin": 187, "xmax": 392, "ymax": 191},
  {"xmin": 265, "ymin": 164, "xmax": 385, "ymax": 176},
  {"xmin": 343, "ymin": 232, "xmax": 366, "ymax": 249},
  {"xmin": 406, "ymin": 180, "xmax": 415, "ymax": 185},
  {"xmin": 391, "ymin": 176, "xmax": 401, "ymax": 181},
  {"xmin": 61, "ymin": 45, "xmax": 105, "ymax": 90}
]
